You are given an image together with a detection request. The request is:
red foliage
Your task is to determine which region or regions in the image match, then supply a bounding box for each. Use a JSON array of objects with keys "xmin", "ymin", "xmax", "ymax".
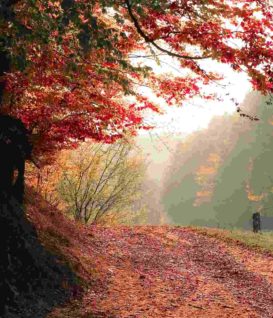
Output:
[{"xmin": 0, "ymin": 0, "xmax": 272, "ymax": 162}]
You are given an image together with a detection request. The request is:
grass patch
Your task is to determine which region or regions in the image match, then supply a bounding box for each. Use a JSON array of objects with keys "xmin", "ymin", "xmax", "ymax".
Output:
[{"xmin": 191, "ymin": 227, "xmax": 273, "ymax": 254}]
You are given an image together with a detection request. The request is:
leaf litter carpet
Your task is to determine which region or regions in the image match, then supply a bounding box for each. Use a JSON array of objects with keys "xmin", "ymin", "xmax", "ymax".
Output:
[{"xmin": 50, "ymin": 226, "xmax": 273, "ymax": 317}]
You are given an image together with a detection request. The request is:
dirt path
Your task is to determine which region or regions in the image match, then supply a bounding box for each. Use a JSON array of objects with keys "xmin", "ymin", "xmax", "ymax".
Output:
[{"xmin": 50, "ymin": 226, "xmax": 273, "ymax": 317}]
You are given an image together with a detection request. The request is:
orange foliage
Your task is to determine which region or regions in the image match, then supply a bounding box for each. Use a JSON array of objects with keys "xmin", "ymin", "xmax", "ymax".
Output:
[
  {"xmin": 194, "ymin": 153, "xmax": 221, "ymax": 205},
  {"xmin": 245, "ymin": 183, "xmax": 266, "ymax": 202}
]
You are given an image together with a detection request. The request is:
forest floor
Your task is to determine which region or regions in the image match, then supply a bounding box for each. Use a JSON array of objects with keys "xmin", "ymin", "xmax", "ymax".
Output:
[{"xmin": 47, "ymin": 225, "xmax": 273, "ymax": 318}]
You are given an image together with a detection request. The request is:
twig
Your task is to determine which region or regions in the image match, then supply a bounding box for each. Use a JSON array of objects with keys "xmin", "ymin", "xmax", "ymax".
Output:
[{"xmin": 188, "ymin": 304, "xmax": 204, "ymax": 310}]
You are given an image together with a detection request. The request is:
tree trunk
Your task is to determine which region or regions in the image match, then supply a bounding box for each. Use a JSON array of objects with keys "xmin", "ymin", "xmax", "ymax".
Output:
[
  {"xmin": 0, "ymin": 45, "xmax": 32, "ymax": 203},
  {"xmin": 253, "ymin": 212, "xmax": 261, "ymax": 233},
  {"xmin": 0, "ymin": 50, "xmax": 10, "ymax": 105}
]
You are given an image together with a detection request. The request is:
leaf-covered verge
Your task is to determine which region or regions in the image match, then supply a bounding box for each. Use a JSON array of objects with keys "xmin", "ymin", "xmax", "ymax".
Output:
[
  {"xmin": 24, "ymin": 193, "xmax": 273, "ymax": 318},
  {"xmin": 25, "ymin": 186, "xmax": 121, "ymax": 317},
  {"xmin": 25, "ymin": 187, "xmax": 97, "ymax": 291},
  {"xmin": 192, "ymin": 227, "xmax": 273, "ymax": 255}
]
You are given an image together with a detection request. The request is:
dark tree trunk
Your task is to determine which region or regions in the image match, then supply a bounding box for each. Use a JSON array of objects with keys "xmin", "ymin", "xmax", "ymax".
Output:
[
  {"xmin": 0, "ymin": 114, "xmax": 32, "ymax": 203},
  {"xmin": 0, "ymin": 38, "xmax": 31, "ymax": 203},
  {"xmin": 0, "ymin": 50, "xmax": 10, "ymax": 105},
  {"xmin": 253, "ymin": 212, "xmax": 261, "ymax": 233}
]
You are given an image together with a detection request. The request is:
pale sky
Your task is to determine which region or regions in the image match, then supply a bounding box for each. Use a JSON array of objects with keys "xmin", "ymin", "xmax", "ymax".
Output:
[
  {"xmin": 134, "ymin": 55, "xmax": 253, "ymax": 182},
  {"xmin": 135, "ymin": 55, "xmax": 252, "ymax": 137}
]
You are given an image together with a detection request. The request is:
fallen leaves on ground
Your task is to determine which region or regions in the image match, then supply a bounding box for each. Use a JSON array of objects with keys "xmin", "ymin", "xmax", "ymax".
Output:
[{"xmin": 47, "ymin": 226, "xmax": 273, "ymax": 318}]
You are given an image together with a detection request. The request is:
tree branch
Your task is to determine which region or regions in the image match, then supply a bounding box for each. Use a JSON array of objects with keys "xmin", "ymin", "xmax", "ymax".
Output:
[{"xmin": 125, "ymin": 0, "xmax": 211, "ymax": 61}]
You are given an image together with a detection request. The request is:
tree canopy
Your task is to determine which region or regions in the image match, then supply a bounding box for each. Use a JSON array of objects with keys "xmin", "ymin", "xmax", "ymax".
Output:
[{"xmin": 0, "ymin": 0, "xmax": 273, "ymax": 162}]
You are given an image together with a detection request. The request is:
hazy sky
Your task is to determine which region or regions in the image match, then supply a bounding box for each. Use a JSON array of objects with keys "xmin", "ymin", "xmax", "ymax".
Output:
[
  {"xmin": 137, "ymin": 56, "xmax": 252, "ymax": 136},
  {"xmin": 135, "ymin": 56, "xmax": 253, "ymax": 184}
]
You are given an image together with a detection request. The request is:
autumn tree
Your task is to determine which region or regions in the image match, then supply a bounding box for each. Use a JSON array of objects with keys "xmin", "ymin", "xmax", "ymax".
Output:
[
  {"xmin": 58, "ymin": 140, "xmax": 146, "ymax": 224},
  {"xmin": 0, "ymin": 2, "xmax": 273, "ymax": 313},
  {"xmin": 0, "ymin": 0, "xmax": 272, "ymax": 166}
]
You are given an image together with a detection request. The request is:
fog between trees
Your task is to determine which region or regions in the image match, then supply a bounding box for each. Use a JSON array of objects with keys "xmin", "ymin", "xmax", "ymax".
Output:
[
  {"xmin": 159, "ymin": 92, "xmax": 273, "ymax": 228},
  {"xmin": 30, "ymin": 91, "xmax": 273, "ymax": 228}
]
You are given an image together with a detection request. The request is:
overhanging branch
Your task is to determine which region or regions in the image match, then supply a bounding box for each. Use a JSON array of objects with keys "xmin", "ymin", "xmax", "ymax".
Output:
[{"xmin": 125, "ymin": 0, "xmax": 211, "ymax": 61}]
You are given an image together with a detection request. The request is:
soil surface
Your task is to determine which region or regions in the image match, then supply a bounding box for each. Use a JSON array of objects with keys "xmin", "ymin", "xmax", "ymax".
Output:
[{"xmin": 49, "ymin": 226, "xmax": 273, "ymax": 318}]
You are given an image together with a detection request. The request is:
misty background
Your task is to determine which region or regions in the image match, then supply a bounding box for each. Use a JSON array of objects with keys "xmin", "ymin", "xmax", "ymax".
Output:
[{"xmin": 138, "ymin": 92, "xmax": 273, "ymax": 229}]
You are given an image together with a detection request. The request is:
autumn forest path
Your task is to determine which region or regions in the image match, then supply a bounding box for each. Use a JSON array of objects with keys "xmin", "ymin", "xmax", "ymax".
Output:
[{"xmin": 51, "ymin": 226, "xmax": 273, "ymax": 318}]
